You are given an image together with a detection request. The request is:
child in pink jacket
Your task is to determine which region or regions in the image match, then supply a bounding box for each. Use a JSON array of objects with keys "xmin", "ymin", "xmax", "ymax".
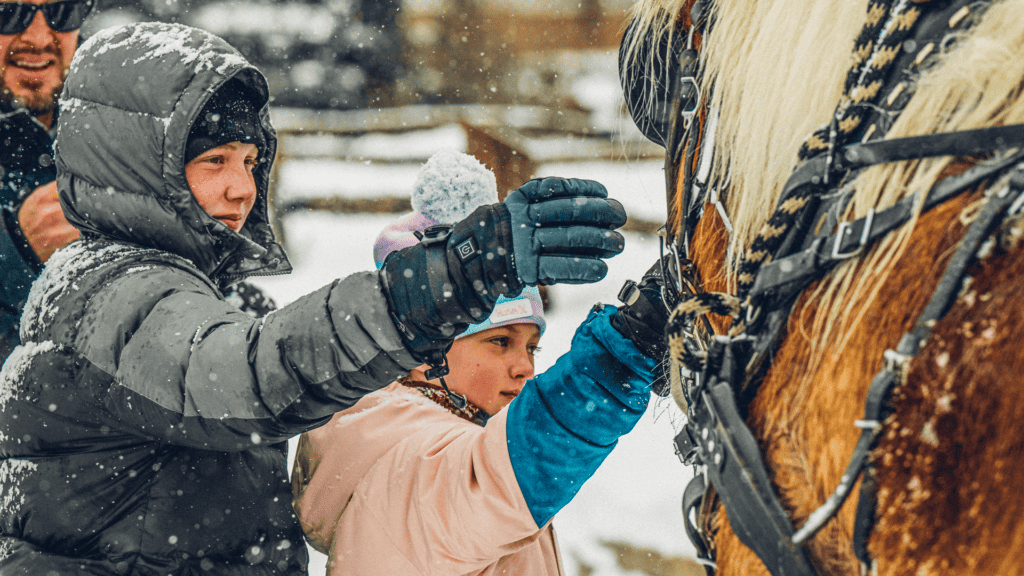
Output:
[{"xmin": 291, "ymin": 151, "xmax": 670, "ymax": 575}]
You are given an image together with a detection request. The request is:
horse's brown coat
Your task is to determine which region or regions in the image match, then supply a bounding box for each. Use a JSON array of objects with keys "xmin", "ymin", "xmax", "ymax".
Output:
[{"xmin": 687, "ymin": 180, "xmax": 1024, "ymax": 575}]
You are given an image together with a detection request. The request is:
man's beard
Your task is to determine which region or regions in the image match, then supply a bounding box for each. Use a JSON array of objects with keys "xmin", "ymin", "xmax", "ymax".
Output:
[
  {"xmin": 2, "ymin": 44, "xmax": 68, "ymax": 120},
  {"xmin": 1, "ymin": 79, "xmax": 62, "ymax": 118}
]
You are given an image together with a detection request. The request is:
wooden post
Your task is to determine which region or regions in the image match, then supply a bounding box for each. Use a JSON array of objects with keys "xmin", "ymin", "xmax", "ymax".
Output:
[{"xmin": 461, "ymin": 122, "xmax": 536, "ymax": 201}]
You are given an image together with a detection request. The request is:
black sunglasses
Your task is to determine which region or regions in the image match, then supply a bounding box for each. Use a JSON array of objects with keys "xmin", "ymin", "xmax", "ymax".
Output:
[{"xmin": 0, "ymin": 0, "xmax": 93, "ymax": 35}]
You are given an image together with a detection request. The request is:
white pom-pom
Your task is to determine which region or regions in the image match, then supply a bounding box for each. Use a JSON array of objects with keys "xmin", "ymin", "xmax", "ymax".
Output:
[{"xmin": 412, "ymin": 149, "xmax": 498, "ymax": 224}]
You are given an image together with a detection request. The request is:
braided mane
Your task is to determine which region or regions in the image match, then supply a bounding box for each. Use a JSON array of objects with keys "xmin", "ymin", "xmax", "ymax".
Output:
[{"xmin": 627, "ymin": 0, "xmax": 1024, "ymax": 342}]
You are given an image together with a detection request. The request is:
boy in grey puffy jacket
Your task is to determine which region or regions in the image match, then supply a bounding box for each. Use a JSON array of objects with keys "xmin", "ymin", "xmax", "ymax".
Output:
[{"xmin": 0, "ymin": 23, "xmax": 628, "ymax": 575}]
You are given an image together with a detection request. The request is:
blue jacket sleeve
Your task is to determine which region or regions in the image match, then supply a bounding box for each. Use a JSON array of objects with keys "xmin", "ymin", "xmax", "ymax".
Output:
[{"xmin": 505, "ymin": 304, "xmax": 658, "ymax": 527}]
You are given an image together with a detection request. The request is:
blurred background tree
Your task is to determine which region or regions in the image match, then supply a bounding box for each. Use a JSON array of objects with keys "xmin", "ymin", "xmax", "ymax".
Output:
[{"xmin": 84, "ymin": 0, "xmax": 404, "ymax": 109}]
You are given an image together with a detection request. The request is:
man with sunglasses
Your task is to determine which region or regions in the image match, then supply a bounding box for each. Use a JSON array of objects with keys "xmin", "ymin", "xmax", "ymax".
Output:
[{"xmin": 0, "ymin": 0, "xmax": 91, "ymax": 360}]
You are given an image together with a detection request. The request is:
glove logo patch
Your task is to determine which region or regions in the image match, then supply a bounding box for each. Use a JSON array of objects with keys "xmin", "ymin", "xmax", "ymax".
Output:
[{"xmin": 456, "ymin": 238, "xmax": 478, "ymax": 262}]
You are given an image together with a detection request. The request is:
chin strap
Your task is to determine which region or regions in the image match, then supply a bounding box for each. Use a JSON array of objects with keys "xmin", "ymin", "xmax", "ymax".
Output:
[
  {"xmin": 402, "ymin": 377, "xmax": 485, "ymax": 425},
  {"xmin": 423, "ymin": 355, "xmax": 468, "ymax": 410}
]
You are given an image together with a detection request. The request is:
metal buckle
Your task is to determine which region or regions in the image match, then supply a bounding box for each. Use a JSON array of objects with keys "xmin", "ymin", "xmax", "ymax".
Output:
[
  {"xmin": 1006, "ymin": 164, "xmax": 1024, "ymax": 214},
  {"xmin": 680, "ymin": 77, "xmax": 701, "ymax": 128},
  {"xmin": 831, "ymin": 209, "xmax": 875, "ymax": 259},
  {"xmin": 678, "ymin": 26, "xmax": 701, "ymax": 128},
  {"xmin": 618, "ymin": 279, "xmax": 641, "ymax": 306},
  {"xmin": 883, "ymin": 348, "xmax": 908, "ymax": 371},
  {"xmin": 659, "ymin": 232, "xmax": 686, "ymax": 298},
  {"xmin": 709, "ymin": 186, "xmax": 734, "ymax": 233},
  {"xmin": 1008, "ymin": 188, "xmax": 1024, "ymax": 216},
  {"xmin": 416, "ymin": 223, "xmax": 453, "ymax": 246},
  {"xmin": 745, "ymin": 303, "xmax": 760, "ymax": 326}
]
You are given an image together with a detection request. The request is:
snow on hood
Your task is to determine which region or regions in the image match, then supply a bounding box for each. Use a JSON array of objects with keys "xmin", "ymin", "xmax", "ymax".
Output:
[{"xmin": 54, "ymin": 22, "xmax": 290, "ymax": 281}]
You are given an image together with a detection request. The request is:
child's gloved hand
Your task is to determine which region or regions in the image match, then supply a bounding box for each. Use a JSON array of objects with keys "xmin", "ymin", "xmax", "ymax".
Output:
[
  {"xmin": 612, "ymin": 257, "xmax": 673, "ymax": 361},
  {"xmin": 380, "ymin": 177, "xmax": 627, "ymax": 366}
]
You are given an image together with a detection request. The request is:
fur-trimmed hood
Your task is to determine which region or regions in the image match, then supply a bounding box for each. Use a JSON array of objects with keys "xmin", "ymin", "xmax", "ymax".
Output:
[{"xmin": 54, "ymin": 22, "xmax": 290, "ymax": 280}]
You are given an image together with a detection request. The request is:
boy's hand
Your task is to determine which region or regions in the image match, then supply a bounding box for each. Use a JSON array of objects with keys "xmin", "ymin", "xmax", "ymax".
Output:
[
  {"xmin": 503, "ymin": 178, "xmax": 626, "ymax": 285},
  {"xmin": 380, "ymin": 177, "xmax": 627, "ymax": 365}
]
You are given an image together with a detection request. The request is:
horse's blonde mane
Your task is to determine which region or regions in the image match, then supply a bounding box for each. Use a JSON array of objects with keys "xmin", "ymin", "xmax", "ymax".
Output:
[
  {"xmin": 626, "ymin": 0, "xmax": 870, "ymax": 280},
  {"xmin": 809, "ymin": 0, "xmax": 1024, "ymax": 354},
  {"xmin": 627, "ymin": 3, "xmax": 1024, "ymax": 569},
  {"xmin": 627, "ymin": 0, "xmax": 1024, "ymax": 339},
  {"xmin": 702, "ymin": 0, "xmax": 870, "ymax": 277}
]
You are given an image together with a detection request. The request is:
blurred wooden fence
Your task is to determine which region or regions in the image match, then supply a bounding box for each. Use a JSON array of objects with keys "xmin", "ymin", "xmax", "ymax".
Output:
[{"xmin": 266, "ymin": 104, "xmax": 664, "ymax": 244}]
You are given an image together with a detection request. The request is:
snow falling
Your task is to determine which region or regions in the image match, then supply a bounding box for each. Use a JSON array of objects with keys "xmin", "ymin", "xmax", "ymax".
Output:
[{"xmin": 259, "ymin": 148, "xmax": 690, "ymax": 576}]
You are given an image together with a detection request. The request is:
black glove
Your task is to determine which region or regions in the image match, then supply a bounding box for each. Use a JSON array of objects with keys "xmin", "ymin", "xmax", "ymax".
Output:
[
  {"xmin": 504, "ymin": 178, "xmax": 627, "ymax": 285},
  {"xmin": 381, "ymin": 177, "xmax": 627, "ymax": 368},
  {"xmin": 612, "ymin": 257, "xmax": 674, "ymax": 394}
]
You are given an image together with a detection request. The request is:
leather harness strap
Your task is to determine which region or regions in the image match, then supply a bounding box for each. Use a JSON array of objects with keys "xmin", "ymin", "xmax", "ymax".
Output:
[
  {"xmin": 750, "ymin": 138, "xmax": 1024, "ymax": 308},
  {"xmin": 677, "ymin": 144, "xmax": 1024, "ymax": 576},
  {"xmin": 851, "ymin": 162, "xmax": 1024, "ymax": 568},
  {"xmin": 653, "ymin": 1, "xmax": 1018, "ymax": 574}
]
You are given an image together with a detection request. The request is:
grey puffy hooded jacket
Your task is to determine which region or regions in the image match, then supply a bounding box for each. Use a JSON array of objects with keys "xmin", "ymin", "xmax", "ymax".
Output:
[{"xmin": 0, "ymin": 23, "xmax": 418, "ymax": 575}]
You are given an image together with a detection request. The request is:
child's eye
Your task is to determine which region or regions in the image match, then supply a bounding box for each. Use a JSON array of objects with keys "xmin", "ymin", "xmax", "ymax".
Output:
[
  {"xmin": 528, "ymin": 346, "xmax": 541, "ymax": 356},
  {"xmin": 490, "ymin": 337, "xmax": 510, "ymax": 347}
]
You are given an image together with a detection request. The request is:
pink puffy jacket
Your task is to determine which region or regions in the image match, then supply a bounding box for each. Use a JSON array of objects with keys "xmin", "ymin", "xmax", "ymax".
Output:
[{"xmin": 291, "ymin": 382, "xmax": 564, "ymax": 575}]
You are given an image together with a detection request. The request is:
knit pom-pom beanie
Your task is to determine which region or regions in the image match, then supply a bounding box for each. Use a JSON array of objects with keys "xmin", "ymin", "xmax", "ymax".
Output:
[
  {"xmin": 411, "ymin": 148, "xmax": 498, "ymax": 223},
  {"xmin": 373, "ymin": 149, "xmax": 544, "ymax": 336},
  {"xmin": 374, "ymin": 149, "xmax": 498, "ymax": 268}
]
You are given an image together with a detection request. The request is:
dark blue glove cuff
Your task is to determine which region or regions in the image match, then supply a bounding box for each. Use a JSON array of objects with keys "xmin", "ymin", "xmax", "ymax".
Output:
[
  {"xmin": 379, "ymin": 204, "xmax": 521, "ymax": 364},
  {"xmin": 379, "ymin": 237, "xmax": 472, "ymax": 364}
]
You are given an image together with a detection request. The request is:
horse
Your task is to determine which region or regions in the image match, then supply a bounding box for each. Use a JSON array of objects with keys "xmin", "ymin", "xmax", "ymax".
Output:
[{"xmin": 620, "ymin": 1, "xmax": 1024, "ymax": 575}]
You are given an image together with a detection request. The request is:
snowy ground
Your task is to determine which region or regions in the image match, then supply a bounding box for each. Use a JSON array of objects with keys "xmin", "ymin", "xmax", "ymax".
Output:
[{"xmin": 250, "ymin": 135, "xmax": 699, "ymax": 575}]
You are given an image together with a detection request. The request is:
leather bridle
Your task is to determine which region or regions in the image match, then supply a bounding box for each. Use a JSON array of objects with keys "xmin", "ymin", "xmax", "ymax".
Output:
[{"xmin": 618, "ymin": 1, "xmax": 1024, "ymax": 575}]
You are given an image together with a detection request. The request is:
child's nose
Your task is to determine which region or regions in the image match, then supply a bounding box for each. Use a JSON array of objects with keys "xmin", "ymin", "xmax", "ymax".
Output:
[
  {"xmin": 510, "ymin": 349, "xmax": 535, "ymax": 380},
  {"xmin": 225, "ymin": 167, "xmax": 256, "ymax": 202}
]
